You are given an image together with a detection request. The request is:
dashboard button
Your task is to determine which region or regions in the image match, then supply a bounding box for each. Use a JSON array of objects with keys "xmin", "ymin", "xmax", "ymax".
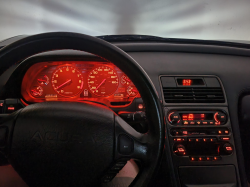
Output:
[
  {"xmin": 188, "ymin": 138, "xmax": 195, "ymax": 142},
  {"xmin": 220, "ymin": 137, "xmax": 230, "ymax": 141},
  {"xmin": 190, "ymin": 156, "xmax": 198, "ymax": 161},
  {"xmin": 210, "ymin": 138, "xmax": 217, "ymax": 142},
  {"xmin": 203, "ymin": 138, "xmax": 209, "ymax": 142},
  {"xmin": 195, "ymin": 138, "xmax": 202, "ymax": 142},
  {"xmin": 183, "ymin": 120, "xmax": 189, "ymax": 125},
  {"xmin": 208, "ymin": 121, "xmax": 214, "ymax": 125},
  {"xmin": 198, "ymin": 156, "xmax": 206, "ymax": 161},
  {"xmin": 223, "ymin": 143, "xmax": 233, "ymax": 154},
  {"xmin": 213, "ymin": 156, "xmax": 222, "ymax": 161},
  {"xmin": 118, "ymin": 135, "xmax": 133, "ymax": 155},
  {"xmin": 202, "ymin": 121, "xmax": 208, "ymax": 125},
  {"xmin": 189, "ymin": 121, "xmax": 195, "ymax": 125},
  {"xmin": 206, "ymin": 156, "xmax": 213, "ymax": 161},
  {"xmin": 196, "ymin": 121, "xmax": 201, "ymax": 125}
]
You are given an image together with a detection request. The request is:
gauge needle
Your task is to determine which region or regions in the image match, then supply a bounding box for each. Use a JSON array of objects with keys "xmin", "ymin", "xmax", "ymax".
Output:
[
  {"xmin": 56, "ymin": 79, "xmax": 72, "ymax": 90},
  {"xmin": 94, "ymin": 79, "xmax": 106, "ymax": 92},
  {"xmin": 37, "ymin": 79, "xmax": 46, "ymax": 82},
  {"xmin": 31, "ymin": 90, "xmax": 39, "ymax": 94}
]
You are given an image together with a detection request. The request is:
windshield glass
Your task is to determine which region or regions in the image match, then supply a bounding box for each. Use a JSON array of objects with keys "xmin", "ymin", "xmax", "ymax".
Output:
[{"xmin": 0, "ymin": 0, "xmax": 250, "ymax": 41}]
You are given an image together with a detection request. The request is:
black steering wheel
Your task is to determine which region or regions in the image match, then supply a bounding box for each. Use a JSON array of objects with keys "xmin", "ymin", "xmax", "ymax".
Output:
[{"xmin": 0, "ymin": 32, "xmax": 164, "ymax": 187}]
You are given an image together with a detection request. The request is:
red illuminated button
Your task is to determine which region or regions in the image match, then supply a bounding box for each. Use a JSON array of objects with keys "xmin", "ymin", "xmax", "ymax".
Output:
[
  {"xmin": 213, "ymin": 156, "xmax": 222, "ymax": 161},
  {"xmin": 209, "ymin": 121, "xmax": 214, "ymax": 125},
  {"xmin": 218, "ymin": 130, "xmax": 222, "ymax": 134},
  {"xmin": 206, "ymin": 156, "xmax": 213, "ymax": 161},
  {"xmin": 188, "ymin": 138, "xmax": 195, "ymax": 142},
  {"xmin": 190, "ymin": 157, "xmax": 197, "ymax": 161},
  {"xmin": 183, "ymin": 121, "xmax": 189, "ymax": 125},
  {"xmin": 196, "ymin": 121, "xmax": 201, "ymax": 125},
  {"xmin": 224, "ymin": 130, "xmax": 229, "ymax": 134},
  {"xmin": 195, "ymin": 138, "xmax": 202, "ymax": 142},
  {"xmin": 203, "ymin": 138, "xmax": 209, "ymax": 142},
  {"xmin": 182, "ymin": 131, "xmax": 188, "ymax": 135},
  {"xmin": 174, "ymin": 145, "xmax": 186, "ymax": 156},
  {"xmin": 189, "ymin": 121, "xmax": 195, "ymax": 125},
  {"xmin": 210, "ymin": 138, "xmax": 217, "ymax": 142},
  {"xmin": 220, "ymin": 137, "xmax": 230, "ymax": 141},
  {"xmin": 223, "ymin": 143, "xmax": 233, "ymax": 154},
  {"xmin": 198, "ymin": 157, "xmax": 206, "ymax": 161},
  {"xmin": 215, "ymin": 122, "xmax": 221, "ymax": 125},
  {"xmin": 202, "ymin": 121, "xmax": 208, "ymax": 125}
]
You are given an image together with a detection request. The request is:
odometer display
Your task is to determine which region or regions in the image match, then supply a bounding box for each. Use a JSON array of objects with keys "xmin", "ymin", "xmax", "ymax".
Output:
[
  {"xmin": 51, "ymin": 66, "xmax": 83, "ymax": 97},
  {"xmin": 88, "ymin": 66, "xmax": 119, "ymax": 96}
]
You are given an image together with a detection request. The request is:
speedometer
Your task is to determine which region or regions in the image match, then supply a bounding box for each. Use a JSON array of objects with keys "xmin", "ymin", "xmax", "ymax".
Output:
[
  {"xmin": 88, "ymin": 66, "xmax": 119, "ymax": 97},
  {"xmin": 51, "ymin": 66, "xmax": 83, "ymax": 97}
]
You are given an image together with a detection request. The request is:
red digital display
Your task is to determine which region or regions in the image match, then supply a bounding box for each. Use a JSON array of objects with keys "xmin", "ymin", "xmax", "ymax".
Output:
[
  {"xmin": 182, "ymin": 113, "xmax": 206, "ymax": 121},
  {"xmin": 182, "ymin": 79, "xmax": 192, "ymax": 86}
]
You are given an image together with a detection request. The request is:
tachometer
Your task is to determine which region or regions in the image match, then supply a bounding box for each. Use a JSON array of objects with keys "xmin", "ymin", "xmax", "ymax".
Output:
[
  {"xmin": 51, "ymin": 66, "xmax": 83, "ymax": 97},
  {"xmin": 88, "ymin": 66, "xmax": 118, "ymax": 96}
]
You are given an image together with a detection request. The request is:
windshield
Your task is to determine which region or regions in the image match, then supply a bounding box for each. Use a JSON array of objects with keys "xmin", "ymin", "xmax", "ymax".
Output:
[{"xmin": 0, "ymin": 0, "xmax": 250, "ymax": 42}]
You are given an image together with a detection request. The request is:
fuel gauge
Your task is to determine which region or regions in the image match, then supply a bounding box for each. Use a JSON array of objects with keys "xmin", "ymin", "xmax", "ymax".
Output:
[
  {"xmin": 30, "ymin": 86, "xmax": 43, "ymax": 97},
  {"xmin": 37, "ymin": 75, "xmax": 49, "ymax": 85},
  {"xmin": 127, "ymin": 85, "xmax": 138, "ymax": 97}
]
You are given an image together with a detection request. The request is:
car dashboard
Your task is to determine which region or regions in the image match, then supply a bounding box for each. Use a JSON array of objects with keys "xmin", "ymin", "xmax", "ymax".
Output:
[{"xmin": 1, "ymin": 36, "xmax": 250, "ymax": 187}]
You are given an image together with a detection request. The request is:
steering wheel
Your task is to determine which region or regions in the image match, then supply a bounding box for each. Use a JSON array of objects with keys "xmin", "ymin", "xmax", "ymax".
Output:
[{"xmin": 0, "ymin": 32, "xmax": 164, "ymax": 187}]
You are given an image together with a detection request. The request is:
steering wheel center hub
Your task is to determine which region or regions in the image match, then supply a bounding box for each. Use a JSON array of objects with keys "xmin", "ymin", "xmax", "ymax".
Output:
[{"xmin": 10, "ymin": 102, "xmax": 114, "ymax": 186}]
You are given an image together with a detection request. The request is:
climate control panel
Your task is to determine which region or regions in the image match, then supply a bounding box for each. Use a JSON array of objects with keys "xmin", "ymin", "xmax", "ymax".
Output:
[
  {"xmin": 166, "ymin": 108, "xmax": 235, "ymax": 163},
  {"xmin": 168, "ymin": 111, "xmax": 227, "ymax": 125}
]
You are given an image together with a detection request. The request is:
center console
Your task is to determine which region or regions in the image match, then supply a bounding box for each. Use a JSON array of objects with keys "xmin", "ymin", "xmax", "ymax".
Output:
[{"xmin": 160, "ymin": 76, "xmax": 240, "ymax": 187}]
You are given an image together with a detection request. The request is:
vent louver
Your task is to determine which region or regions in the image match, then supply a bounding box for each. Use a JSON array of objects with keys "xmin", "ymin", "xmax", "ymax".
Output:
[{"xmin": 163, "ymin": 87, "xmax": 225, "ymax": 103}]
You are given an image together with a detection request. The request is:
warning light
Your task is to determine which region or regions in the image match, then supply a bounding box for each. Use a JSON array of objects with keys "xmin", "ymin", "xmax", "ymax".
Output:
[
  {"xmin": 138, "ymin": 104, "xmax": 144, "ymax": 110},
  {"xmin": 8, "ymin": 107, "xmax": 15, "ymax": 110},
  {"xmin": 183, "ymin": 79, "xmax": 192, "ymax": 86}
]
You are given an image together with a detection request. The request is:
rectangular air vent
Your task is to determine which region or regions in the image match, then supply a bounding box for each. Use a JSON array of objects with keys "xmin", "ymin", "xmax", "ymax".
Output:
[
  {"xmin": 163, "ymin": 87, "xmax": 225, "ymax": 103},
  {"xmin": 161, "ymin": 76, "xmax": 225, "ymax": 103}
]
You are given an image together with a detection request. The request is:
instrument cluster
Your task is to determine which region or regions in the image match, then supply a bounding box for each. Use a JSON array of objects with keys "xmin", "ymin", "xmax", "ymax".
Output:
[{"xmin": 21, "ymin": 61, "xmax": 140, "ymax": 107}]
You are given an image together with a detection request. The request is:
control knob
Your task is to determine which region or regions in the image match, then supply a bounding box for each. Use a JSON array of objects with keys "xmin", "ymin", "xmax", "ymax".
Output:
[{"xmin": 168, "ymin": 112, "xmax": 181, "ymax": 124}]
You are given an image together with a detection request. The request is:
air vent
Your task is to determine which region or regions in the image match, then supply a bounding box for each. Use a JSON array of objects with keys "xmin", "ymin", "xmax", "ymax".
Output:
[{"xmin": 163, "ymin": 87, "xmax": 225, "ymax": 103}]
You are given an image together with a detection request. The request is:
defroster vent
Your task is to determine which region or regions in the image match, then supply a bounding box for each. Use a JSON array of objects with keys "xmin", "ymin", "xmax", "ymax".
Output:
[{"xmin": 160, "ymin": 76, "xmax": 225, "ymax": 103}]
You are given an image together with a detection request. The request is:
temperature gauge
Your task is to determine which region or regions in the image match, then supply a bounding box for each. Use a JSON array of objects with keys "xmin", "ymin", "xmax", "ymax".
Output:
[
  {"xmin": 37, "ymin": 75, "xmax": 49, "ymax": 85},
  {"xmin": 30, "ymin": 86, "xmax": 43, "ymax": 97},
  {"xmin": 121, "ymin": 75, "xmax": 131, "ymax": 85},
  {"xmin": 127, "ymin": 85, "xmax": 138, "ymax": 97}
]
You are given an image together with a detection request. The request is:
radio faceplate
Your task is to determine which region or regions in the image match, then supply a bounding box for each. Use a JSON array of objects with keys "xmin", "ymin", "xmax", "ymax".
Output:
[{"xmin": 168, "ymin": 110, "xmax": 227, "ymax": 126}]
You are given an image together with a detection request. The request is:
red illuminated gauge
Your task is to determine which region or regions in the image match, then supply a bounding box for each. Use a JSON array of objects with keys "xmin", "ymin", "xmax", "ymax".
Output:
[
  {"xmin": 37, "ymin": 75, "xmax": 49, "ymax": 85},
  {"xmin": 121, "ymin": 75, "xmax": 131, "ymax": 85},
  {"xmin": 88, "ymin": 66, "xmax": 119, "ymax": 96},
  {"xmin": 51, "ymin": 66, "xmax": 83, "ymax": 97},
  {"xmin": 127, "ymin": 85, "xmax": 138, "ymax": 97},
  {"xmin": 30, "ymin": 86, "xmax": 43, "ymax": 97}
]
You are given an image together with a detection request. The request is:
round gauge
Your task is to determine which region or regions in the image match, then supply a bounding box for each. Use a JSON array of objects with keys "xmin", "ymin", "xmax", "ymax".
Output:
[
  {"xmin": 88, "ymin": 66, "xmax": 119, "ymax": 97},
  {"xmin": 37, "ymin": 75, "xmax": 49, "ymax": 85},
  {"xmin": 51, "ymin": 66, "xmax": 83, "ymax": 97},
  {"xmin": 30, "ymin": 86, "xmax": 43, "ymax": 97},
  {"xmin": 127, "ymin": 85, "xmax": 139, "ymax": 97},
  {"xmin": 121, "ymin": 75, "xmax": 131, "ymax": 85}
]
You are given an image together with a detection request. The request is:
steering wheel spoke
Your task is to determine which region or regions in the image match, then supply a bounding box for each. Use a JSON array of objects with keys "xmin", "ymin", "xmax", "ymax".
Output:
[{"xmin": 114, "ymin": 115, "xmax": 150, "ymax": 163}]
